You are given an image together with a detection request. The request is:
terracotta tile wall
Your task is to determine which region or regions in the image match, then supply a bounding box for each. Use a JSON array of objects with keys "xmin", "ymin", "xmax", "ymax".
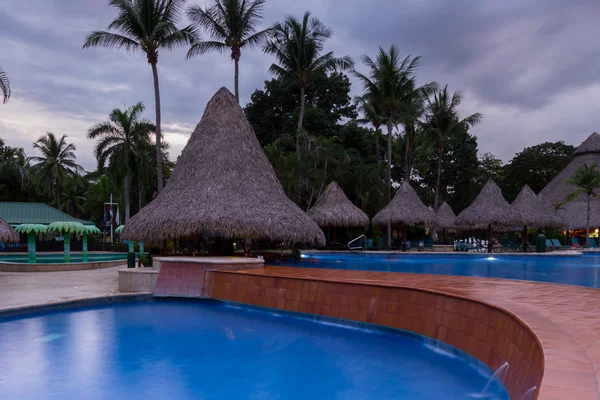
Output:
[{"xmin": 209, "ymin": 271, "xmax": 543, "ymax": 400}]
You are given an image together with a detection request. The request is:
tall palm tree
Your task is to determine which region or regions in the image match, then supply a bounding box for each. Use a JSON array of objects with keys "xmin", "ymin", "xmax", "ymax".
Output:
[
  {"xmin": 265, "ymin": 11, "xmax": 354, "ymax": 140},
  {"xmin": 354, "ymin": 45, "xmax": 434, "ymax": 248},
  {"xmin": 355, "ymin": 95, "xmax": 383, "ymax": 170},
  {"xmin": 398, "ymin": 80, "xmax": 427, "ymax": 181},
  {"xmin": 83, "ymin": 0, "xmax": 198, "ymax": 194},
  {"xmin": 30, "ymin": 133, "xmax": 83, "ymax": 209},
  {"xmin": 0, "ymin": 65, "xmax": 10, "ymax": 104},
  {"xmin": 88, "ymin": 102, "xmax": 155, "ymax": 223},
  {"xmin": 563, "ymin": 163, "xmax": 600, "ymax": 246},
  {"xmin": 186, "ymin": 0, "xmax": 272, "ymax": 103},
  {"xmin": 423, "ymin": 85, "xmax": 482, "ymax": 214}
]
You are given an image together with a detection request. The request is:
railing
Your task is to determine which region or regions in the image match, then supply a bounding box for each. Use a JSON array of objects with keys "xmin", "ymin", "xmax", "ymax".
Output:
[
  {"xmin": 348, "ymin": 235, "xmax": 366, "ymax": 251},
  {"xmin": 1, "ymin": 240, "xmax": 128, "ymax": 253}
]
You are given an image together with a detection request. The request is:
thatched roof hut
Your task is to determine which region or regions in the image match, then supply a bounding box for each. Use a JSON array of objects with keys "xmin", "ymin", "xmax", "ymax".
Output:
[
  {"xmin": 434, "ymin": 202, "xmax": 457, "ymax": 230},
  {"xmin": 307, "ymin": 182, "xmax": 369, "ymax": 228},
  {"xmin": 541, "ymin": 132, "xmax": 600, "ymax": 230},
  {"xmin": 511, "ymin": 185, "xmax": 564, "ymax": 229},
  {"xmin": 456, "ymin": 179, "xmax": 521, "ymax": 230},
  {"xmin": 372, "ymin": 181, "xmax": 436, "ymax": 226},
  {"xmin": 0, "ymin": 218, "xmax": 19, "ymax": 242},
  {"xmin": 122, "ymin": 87, "xmax": 325, "ymax": 246}
]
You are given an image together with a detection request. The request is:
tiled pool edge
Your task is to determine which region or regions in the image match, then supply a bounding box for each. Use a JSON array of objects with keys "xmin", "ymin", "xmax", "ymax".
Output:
[{"xmin": 208, "ymin": 268, "xmax": 544, "ymax": 400}]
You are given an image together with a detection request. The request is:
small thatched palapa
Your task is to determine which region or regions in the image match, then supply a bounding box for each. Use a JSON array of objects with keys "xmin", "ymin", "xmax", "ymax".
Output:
[
  {"xmin": 307, "ymin": 182, "xmax": 369, "ymax": 228},
  {"xmin": 0, "ymin": 218, "xmax": 19, "ymax": 242},
  {"xmin": 434, "ymin": 202, "xmax": 457, "ymax": 230},
  {"xmin": 372, "ymin": 181, "xmax": 436, "ymax": 226},
  {"xmin": 511, "ymin": 185, "xmax": 564, "ymax": 229},
  {"xmin": 456, "ymin": 179, "xmax": 521, "ymax": 230},
  {"xmin": 122, "ymin": 87, "xmax": 325, "ymax": 245},
  {"xmin": 541, "ymin": 132, "xmax": 600, "ymax": 230}
]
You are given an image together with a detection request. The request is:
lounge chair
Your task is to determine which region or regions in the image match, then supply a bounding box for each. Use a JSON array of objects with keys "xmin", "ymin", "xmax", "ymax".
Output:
[
  {"xmin": 405, "ymin": 241, "xmax": 411, "ymax": 251},
  {"xmin": 551, "ymin": 239, "xmax": 570, "ymax": 250},
  {"xmin": 423, "ymin": 237, "xmax": 434, "ymax": 251},
  {"xmin": 571, "ymin": 238, "xmax": 581, "ymax": 247},
  {"xmin": 377, "ymin": 238, "xmax": 385, "ymax": 250},
  {"xmin": 589, "ymin": 238, "xmax": 598, "ymax": 248},
  {"xmin": 546, "ymin": 239, "xmax": 555, "ymax": 251},
  {"xmin": 366, "ymin": 239, "xmax": 373, "ymax": 250}
]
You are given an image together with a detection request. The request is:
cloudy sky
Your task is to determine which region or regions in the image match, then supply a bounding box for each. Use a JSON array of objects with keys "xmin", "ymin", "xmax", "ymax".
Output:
[{"xmin": 1, "ymin": 0, "xmax": 599, "ymax": 171}]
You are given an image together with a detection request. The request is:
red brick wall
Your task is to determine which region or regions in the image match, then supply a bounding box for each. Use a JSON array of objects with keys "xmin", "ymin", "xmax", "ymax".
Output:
[{"xmin": 209, "ymin": 271, "xmax": 543, "ymax": 400}]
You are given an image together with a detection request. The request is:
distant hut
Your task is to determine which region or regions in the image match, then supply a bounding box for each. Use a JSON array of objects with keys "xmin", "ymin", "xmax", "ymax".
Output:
[
  {"xmin": 435, "ymin": 202, "xmax": 457, "ymax": 240},
  {"xmin": 541, "ymin": 132, "xmax": 600, "ymax": 230},
  {"xmin": 0, "ymin": 217, "xmax": 19, "ymax": 243},
  {"xmin": 372, "ymin": 181, "xmax": 436, "ymax": 249},
  {"xmin": 455, "ymin": 179, "xmax": 521, "ymax": 252},
  {"xmin": 511, "ymin": 185, "xmax": 564, "ymax": 250},
  {"xmin": 122, "ymin": 88, "xmax": 325, "ymax": 248},
  {"xmin": 307, "ymin": 182, "xmax": 369, "ymax": 245}
]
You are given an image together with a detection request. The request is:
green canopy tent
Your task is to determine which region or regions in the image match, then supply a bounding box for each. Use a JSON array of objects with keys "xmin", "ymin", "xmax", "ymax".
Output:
[
  {"xmin": 14, "ymin": 224, "xmax": 48, "ymax": 263},
  {"xmin": 47, "ymin": 222, "xmax": 86, "ymax": 262}
]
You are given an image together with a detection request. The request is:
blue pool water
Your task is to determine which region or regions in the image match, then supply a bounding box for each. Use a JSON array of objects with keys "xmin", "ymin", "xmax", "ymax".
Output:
[
  {"xmin": 0, "ymin": 300, "xmax": 508, "ymax": 399},
  {"xmin": 0, "ymin": 253, "xmax": 128, "ymax": 264},
  {"xmin": 283, "ymin": 252, "xmax": 600, "ymax": 288}
]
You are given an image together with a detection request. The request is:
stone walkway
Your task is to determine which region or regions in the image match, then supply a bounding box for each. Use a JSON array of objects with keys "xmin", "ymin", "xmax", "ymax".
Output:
[{"xmin": 0, "ymin": 266, "xmax": 125, "ymax": 312}]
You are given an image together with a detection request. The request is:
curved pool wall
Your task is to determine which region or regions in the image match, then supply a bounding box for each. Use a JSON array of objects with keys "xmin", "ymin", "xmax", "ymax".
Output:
[
  {"xmin": 0, "ymin": 253, "xmax": 130, "ymax": 272},
  {"xmin": 0, "ymin": 298, "xmax": 509, "ymax": 400},
  {"xmin": 286, "ymin": 251, "xmax": 600, "ymax": 288}
]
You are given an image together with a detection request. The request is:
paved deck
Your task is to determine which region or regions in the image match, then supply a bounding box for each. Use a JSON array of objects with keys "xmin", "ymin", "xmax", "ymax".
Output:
[{"xmin": 0, "ymin": 266, "xmax": 125, "ymax": 312}]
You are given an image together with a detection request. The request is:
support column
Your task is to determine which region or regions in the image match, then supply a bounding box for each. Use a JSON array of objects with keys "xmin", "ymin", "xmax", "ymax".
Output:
[
  {"xmin": 64, "ymin": 235, "xmax": 71, "ymax": 262},
  {"xmin": 27, "ymin": 232, "xmax": 36, "ymax": 264},
  {"xmin": 83, "ymin": 232, "xmax": 89, "ymax": 262},
  {"xmin": 139, "ymin": 241, "xmax": 144, "ymax": 255}
]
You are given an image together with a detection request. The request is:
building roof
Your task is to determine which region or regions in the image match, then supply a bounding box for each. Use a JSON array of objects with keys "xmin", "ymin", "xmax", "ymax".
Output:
[
  {"xmin": 541, "ymin": 133, "xmax": 600, "ymax": 229},
  {"xmin": 307, "ymin": 181, "xmax": 370, "ymax": 228},
  {"xmin": 372, "ymin": 181, "xmax": 436, "ymax": 227},
  {"xmin": 511, "ymin": 185, "xmax": 564, "ymax": 228},
  {"xmin": 0, "ymin": 202, "xmax": 94, "ymax": 226},
  {"xmin": 122, "ymin": 87, "xmax": 325, "ymax": 245}
]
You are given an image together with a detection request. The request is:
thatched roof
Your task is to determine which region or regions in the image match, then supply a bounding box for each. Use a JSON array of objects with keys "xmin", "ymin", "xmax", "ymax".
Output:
[
  {"xmin": 541, "ymin": 133, "xmax": 600, "ymax": 229},
  {"xmin": 372, "ymin": 181, "xmax": 436, "ymax": 226},
  {"xmin": 122, "ymin": 87, "xmax": 325, "ymax": 245},
  {"xmin": 456, "ymin": 179, "xmax": 521, "ymax": 229},
  {"xmin": 0, "ymin": 218, "xmax": 19, "ymax": 242},
  {"xmin": 511, "ymin": 185, "xmax": 564, "ymax": 228},
  {"xmin": 434, "ymin": 202, "xmax": 457, "ymax": 230},
  {"xmin": 307, "ymin": 181, "xmax": 369, "ymax": 228}
]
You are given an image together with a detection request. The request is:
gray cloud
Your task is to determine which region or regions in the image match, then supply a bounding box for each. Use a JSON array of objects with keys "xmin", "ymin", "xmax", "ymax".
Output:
[{"xmin": 1, "ymin": 0, "xmax": 599, "ymax": 171}]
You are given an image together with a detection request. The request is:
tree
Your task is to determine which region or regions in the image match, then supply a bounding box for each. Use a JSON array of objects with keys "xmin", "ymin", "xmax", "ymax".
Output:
[
  {"xmin": 0, "ymin": 139, "xmax": 30, "ymax": 200},
  {"xmin": 83, "ymin": 0, "xmax": 198, "ymax": 194},
  {"xmin": 479, "ymin": 153, "xmax": 504, "ymax": 183},
  {"xmin": 30, "ymin": 133, "xmax": 83, "ymax": 209},
  {"xmin": 423, "ymin": 86, "xmax": 482, "ymax": 215},
  {"xmin": 353, "ymin": 45, "xmax": 432, "ymax": 247},
  {"xmin": 500, "ymin": 141, "xmax": 575, "ymax": 201},
  {"xmin": 245, "ymin": 72, "xmax": 356, "ymax": 146},
  {"xmin": 563, "ymin": 163, "xmax": 600, "ymax": 246},
  {"xmin": 186, "ymin": 0, "xmax": 271, "ymax": 102},
  {"xmin": 264, "ymin": 11, "xmax": 353, "ymax": 141},
  {"xmin": 355, "ymin": 95, "xmax": 383, "ymax": 170},
  {"xmin": 88, "ymin": 102, "xmax": 155, "ymax": 223},
  {"xmin": 0, "ymin": 65, "xmax": 10, "ymax": 104}
]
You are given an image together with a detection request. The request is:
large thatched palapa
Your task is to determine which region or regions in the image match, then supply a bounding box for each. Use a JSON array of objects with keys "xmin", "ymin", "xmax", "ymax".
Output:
[
  {"xmin": 541, "ymin": 132, "xmax": 600, "ymax": 230},
  {"xmin": 434, "ymin": 202, "xmax": 457, "ymax": 230},
  {"xmin": 307, "ymin": 181, "xmax": 369, "ymax": 228},
  {"xmin": 372, "ymin": 181, "xmax": 436, "ymax": 227},
  {"xmin": 122, "ymin": 88, "xmax": 325, "ymax": 246},
  {"xmin": 511, "ymin": 185, "xmax": 564, "ymax": 229},
  {"xmin": 0, "ymin": 217, "xmax": 19, "ymax": 243}
]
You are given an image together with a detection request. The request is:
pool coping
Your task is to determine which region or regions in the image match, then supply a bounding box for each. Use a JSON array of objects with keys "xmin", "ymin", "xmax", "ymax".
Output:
[{"xmin": 302, "ymin": 249, "xmax": 584, "ymax": 257}]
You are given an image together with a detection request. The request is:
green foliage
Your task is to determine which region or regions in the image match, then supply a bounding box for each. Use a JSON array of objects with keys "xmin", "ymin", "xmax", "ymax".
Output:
[
  {"xmin": 0, "ymin": 139, "xmax": 30, "ymax": 200},
  {"xmin": 564, "ymin": 163, "xmax": 600, "ymax": 203},
  {"xmin": 500, "ymin": 141, "xmax": 575, "ymax": 201},
  {"xmin": 0, "ymin": 65, "xmax": 10, "ymax": 104},
  {"xmin": 139, "ymin": 254, "xmax": 152, "ymax": 267}
]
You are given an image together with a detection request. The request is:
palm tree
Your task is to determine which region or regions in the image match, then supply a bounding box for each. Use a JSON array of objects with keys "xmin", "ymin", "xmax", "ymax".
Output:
[
  {"xmin": 83, "ymin": 0, "xmax": 198, "ymax": 194},
  {"xmin": 88, "ymin": 102, "xmax": 155, "ymax": 223},
  {"xmin": 186, "ymin": 0, "xmax": 272, "ymax": 103},
  {"xmin": 563, "ymin": 163, "xmax": 600, "ymax": 246},
  {"xmin": 0, "ymin": 65, "xmax": 10, "ymax": 104},
  {"xmin": 398, "ymin": 80, "xmax": 427, "ymax": 181},
  {"xmin": 355, "ymin": 95, "xmax": 383, "ymax": 170},
  {"xmin": 353, "ymin": 45, "xmax": 434, "ymax": 248},
  {"xmin": 423, "ymin": 85, "xmax": 482, "ymax": 214},
  {"xmin": 30, "ymin": 133, "xmax": 83, "ymax": 209},
  {"xmin": 265, "ymin": 11, "xmax": 354, "ymax": 140}
]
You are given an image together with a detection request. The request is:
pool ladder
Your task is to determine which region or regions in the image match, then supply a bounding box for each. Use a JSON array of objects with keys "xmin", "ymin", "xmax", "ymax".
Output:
[{"xmin": 348, "ymin": 235, "xmax": 366, "ymax": 251}]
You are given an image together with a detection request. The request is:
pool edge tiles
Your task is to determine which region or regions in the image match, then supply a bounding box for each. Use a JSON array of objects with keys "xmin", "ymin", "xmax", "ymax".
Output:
[{"xmin": 208, "ymin": 267, "xmax": 544, "ymax": 400}]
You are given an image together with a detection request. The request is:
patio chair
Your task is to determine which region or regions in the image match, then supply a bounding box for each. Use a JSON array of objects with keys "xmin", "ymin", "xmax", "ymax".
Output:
[
  {"xmin": 570, "ymin": 238, "xmax": 581, "ymax": 247},
  {"xmin": 423, "ymin": 237, "xmax": 434, "ymax": 251},
  {"xmin": 588, "ymin": 238, "xmax": 598, "ymax": 249},
  {"xmin": 377, "ymin": 238, "xmax": 385, "ymax": 250},
  {"xmin": 546, "ymin": 239, "xmax": 555, "ymax": 251},
  {"xmin": 551, "ymin": 239, "xmax": 570, "ymax": 250},
  {"xmin": 405, "ymin": 241, "xmax": 411, "ymax": 251},
  {"xmin": 366, "ymin": 239, "xmax": 373, "ymax": 250}
]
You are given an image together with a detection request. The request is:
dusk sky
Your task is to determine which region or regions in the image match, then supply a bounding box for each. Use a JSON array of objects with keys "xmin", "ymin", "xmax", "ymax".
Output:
[{"xmin": 1, "ymin": 0, "xmax": 599, "ymax": 171}]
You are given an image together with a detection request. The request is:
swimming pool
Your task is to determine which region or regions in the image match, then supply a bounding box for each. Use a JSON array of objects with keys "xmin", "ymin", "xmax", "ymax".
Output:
[
  {"xmin": 0, "ymin": 300, "xmax": 508, "ymax": 399},
  {"xmin": 284, "ymin": 252, "xmax": 600, "ymax": 288},
  {"xmin": 0, "ymin": 253, "xmax": 128, "ymax": 264}
]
